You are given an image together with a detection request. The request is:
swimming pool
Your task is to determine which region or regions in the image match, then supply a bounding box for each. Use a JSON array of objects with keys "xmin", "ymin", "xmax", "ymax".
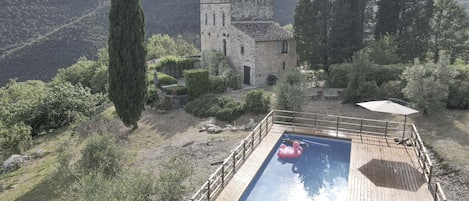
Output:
[{"xmin": 240, "ymin": 133, "xmax": 351, "ymax": 201}]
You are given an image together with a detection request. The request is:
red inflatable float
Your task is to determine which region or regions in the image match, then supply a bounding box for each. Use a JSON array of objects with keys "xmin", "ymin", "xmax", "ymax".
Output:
[{"xmin": 277, "ymin": 140, "xmax": 303, "ymax": 159}]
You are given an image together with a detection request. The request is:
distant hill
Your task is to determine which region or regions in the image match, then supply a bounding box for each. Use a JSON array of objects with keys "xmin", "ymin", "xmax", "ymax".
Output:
[{"xmin": 0, "ymin": 0, "xmax": 298, "ymax": 86}]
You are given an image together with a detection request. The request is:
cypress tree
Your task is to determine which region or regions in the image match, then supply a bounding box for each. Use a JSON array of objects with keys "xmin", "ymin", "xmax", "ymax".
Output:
[
  {"xmin": 294, "ymin": 0, "xmax": 333, "ymax": 72},
  {"xmin": 329, "ymin": 0, "xmax": 366, "ymax": 64},
  {"xmin": 375, "ymin": 0, "xmax": 400, "ymax": 39},
  {"xmin": 397, "ymin": 0, "xmax": 434, "ymax": 62},
  {"xmin": 108, "ymin": 0, "xmax": 147, "ymax": 130}
]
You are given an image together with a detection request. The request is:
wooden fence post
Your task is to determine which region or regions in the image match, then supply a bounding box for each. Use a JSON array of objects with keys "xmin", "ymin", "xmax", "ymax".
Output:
[
  {"xmin": 314, "ymin": 113, "xmax": 317, "ymax": 128},
  {"xmin": 207, "ymin": 179, "xmax": 211, "ymax": 201},
  {"xmin": 232, "ymin": 153, "xmax": 236, "ymax": 173},
  {"xmin": 336, "ymin": 116, "xmax": 340, "ymax": 137},
  {"xmin": 243, "ymin": 140, "xmax": 246, "ymax": 160},
  {"xmin": 221, "ymin": 164, "xmax": 225, "ymax": 188}
]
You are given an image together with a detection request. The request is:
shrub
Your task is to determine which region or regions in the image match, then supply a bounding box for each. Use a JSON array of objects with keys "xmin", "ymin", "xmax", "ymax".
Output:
[
  {"xmin": 379, "ymin": 80, "xmax": 405, "ymax": 100},
  {"xmin": 156, "ymin": 72, "xmax": 177, "ymax": 86},
  {"xmin": 342, "ymin": 51, "xmax": 378, "ymax": 103},
  {"xmin": 371, "ymin": 64, "xmax": 406, "ymax": 86},
  {"xmin": 244, "ymin": 90, "xmax": 271, "ymax": 114},
  {"xmin": 68, "ymin": 171, "xmax": 155, "ymax": 201},
  {"xmin": 201, "ymin": 50, "xmax": 242, "ymax": 89},
  {"xmin": 185, "ymin": 94, "xmax": 244, "ymax": 121},
  {"xmin": 146, "ymin": 84, "xmax": 159, "ymax": 105},
  {"xmin": 0, "ymin": 122, "xmax": 32, "ymax": 154},
  {"xmin": 0, "ymin": 80, "xmax": 48, "ymax": 132},
  {"xmin": 53, "ymin": 57, "xmax": 97, "ymax": 89},
  {"xmin": 209, "ymin": 76, "xmax": 226, "ymax": 94},
  {"xmin": 78, "ymin": 135, "xmax": 125, "ymax": 177},
  {"xmin": 184, "ymin": 69, "xmax": 210, "ymax": 100},
  {"xmin": 154, "ymin": 154, "xmax": 192, "ymax": 201},
  {"xmin": 402, "ymin": 56, "xmax": 458, "ymax": 114},
  {"xmin": 326, "ymin": 63, "xmax": 352, "ymax": 88},
  {"xmin": 32, "ymin": 83, "xmax": 107, "ymax": 134},
  {"xmin": 90, "ymin": 64, "xmax": 108, "ymax": 93},
  {"xmin": 447, "ymin": 69, "xmax": 469, "ymax": 109},
  {"xmin": 221, "ymin": 68, "xmax": 242, "ymax": 89},
  {"xmin": 274, "ymin": 68, "xmax": 306, "ymax": 111}
]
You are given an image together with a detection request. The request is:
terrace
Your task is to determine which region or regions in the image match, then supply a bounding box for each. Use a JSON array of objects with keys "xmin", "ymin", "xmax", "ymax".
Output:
[{"xmin": 190, "ymin": 110, "xmax": 447, "ymax": 201}]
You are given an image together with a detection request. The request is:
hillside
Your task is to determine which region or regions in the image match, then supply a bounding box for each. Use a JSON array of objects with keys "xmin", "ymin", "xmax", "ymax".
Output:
[
  {"xmin": 0, "ymin": 0, "xmax": 201, "ymax": 86},
  {"xmin": 0, "ymin": 0, "xmax": 298, "ymax": 86}
]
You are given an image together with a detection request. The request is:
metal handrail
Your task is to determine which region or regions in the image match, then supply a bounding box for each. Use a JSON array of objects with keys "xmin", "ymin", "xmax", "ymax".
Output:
[
  {"xmin": 190, "ymin": 110, "xmax": 447, "ymax": 201},
  {"xmin": 190, "ymin": 111, "xmax": 274, "ymax": 201}
]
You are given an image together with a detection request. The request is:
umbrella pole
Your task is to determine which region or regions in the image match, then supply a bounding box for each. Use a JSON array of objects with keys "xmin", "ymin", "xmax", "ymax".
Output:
[{"xmin": 401, "ymin": 115, "xmax": 407, "ymax": 143}]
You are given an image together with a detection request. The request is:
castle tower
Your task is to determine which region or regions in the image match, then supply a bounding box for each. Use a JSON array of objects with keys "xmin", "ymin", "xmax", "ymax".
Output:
[
  {"xmin": 200, "ymin": 0, "xmax": 296, "ymax": 86},
  {"xmin": 200, "ymin": 0, "xmax": 231, "ymax": 52}
]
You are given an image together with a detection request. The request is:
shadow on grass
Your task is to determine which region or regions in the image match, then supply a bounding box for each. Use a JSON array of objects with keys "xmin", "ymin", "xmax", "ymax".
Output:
[
  {"xmin": 138, "ymin": 109, "xmax": 200, "ymax": 139},
  {"xmin": 14, "ymin": 175, "xmax": 62, "ymax": 201}
]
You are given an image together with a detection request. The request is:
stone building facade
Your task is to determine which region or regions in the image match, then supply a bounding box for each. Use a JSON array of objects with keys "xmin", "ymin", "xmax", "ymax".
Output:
[{"xmin": 200, "ymin": 0, "xmax": 297, "ymax": 86}]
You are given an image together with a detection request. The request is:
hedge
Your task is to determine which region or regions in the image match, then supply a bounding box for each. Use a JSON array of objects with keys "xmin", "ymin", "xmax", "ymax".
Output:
[
  {"xmin": 185, "ymin": 94, "xmax": 244, "ymax": 122},
  {"xmin": 209, "ymin": 76, "xmax": 226, "ymax": 94},
  {"xmin": 184, "ymin": 69, "xmax": 210, "ymax": 100},
  {"xmin": 327, "ymin": 63, "xmax": 407, "ymax": 88},
  {"xmin": 148, "ymin": 72, "xmax": 177, "ymax": 86},
  {"xmin": 161, "ymin": 85, "xmax": 188, "ymax": 95},
  {"xmin": 151, "ymin": 56, "xmax": 199, "ymax": 71}
]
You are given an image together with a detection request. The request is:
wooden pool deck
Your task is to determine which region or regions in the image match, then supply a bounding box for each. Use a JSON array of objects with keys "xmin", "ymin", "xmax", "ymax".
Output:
[{"xmin": 215, "ymin": 124, "xmax": 434, "ymax": 201}]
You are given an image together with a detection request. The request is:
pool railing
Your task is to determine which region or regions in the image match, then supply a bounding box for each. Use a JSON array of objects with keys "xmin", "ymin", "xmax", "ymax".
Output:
[{"xmin": 190, "ymin": 110, "xmax": 447, "ymax": 201}]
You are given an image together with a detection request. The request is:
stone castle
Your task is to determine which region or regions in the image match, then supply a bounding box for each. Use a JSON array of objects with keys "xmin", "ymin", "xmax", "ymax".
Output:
[{"xmin": 200, "ymin": 0, "xmax": 297, "ymax": 86}]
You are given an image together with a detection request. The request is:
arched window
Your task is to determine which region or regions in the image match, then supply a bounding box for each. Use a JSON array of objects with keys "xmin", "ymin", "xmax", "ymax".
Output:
[
  {"xmin": 213, "ymin": 13, "xmax": 216, "ymax": 26},
  {"xmin": 223, "ymin": 39, "xmax": 227, "ymax": 56},
  {"xmin": 205, "ymin": 13, "xmax": 208, "ymax": 25},
  {"xmin": 281, "ymin": 41, "xmax": 288, "ymax": 53},
  {"xmin": 222, "ymin": 12, "xmax": 225, "ymax": 27}
]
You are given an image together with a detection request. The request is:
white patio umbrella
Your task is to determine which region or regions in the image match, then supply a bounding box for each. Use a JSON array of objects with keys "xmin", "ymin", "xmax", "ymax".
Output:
[{"xmin": 356, "ymin": 100, "xmax": 419, "ymax": 142}]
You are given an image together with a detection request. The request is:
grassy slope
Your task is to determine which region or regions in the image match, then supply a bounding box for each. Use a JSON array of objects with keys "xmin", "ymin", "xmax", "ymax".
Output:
[{"xmin": 0, "ymin": 130, "xmax": 69, "ymax": 201}]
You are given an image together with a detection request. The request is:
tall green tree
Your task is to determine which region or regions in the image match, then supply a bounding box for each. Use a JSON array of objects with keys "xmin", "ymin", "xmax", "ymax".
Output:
[
  {"xmin": 367, "ymin": 34, "xmax": 400, "ymax": 65},
  {"xmin": 431, "ymin": 0, "xmax": 469, "ymax": 63},
  {"xmin": 374, "ymin": 0, "xmax": 400, "ymax": 39},
  {"xmin": 294, "ymin": 0, "xmax": 333, "ymax": 72},
  {"xmin": 397, "ymin": 0, "xmax": 434, "ymax": 62},
  {"xmin": 146, "ymin": 34, "xmax": 199, "ymax": 60},
  {"xmin": 402, "ymin": 56, "xmax": 458, "ymax": 114},
  {"xmin": 108, "ymin": 0, "xmax": 147, "ymax": 130},
  {"xmin": 329, "ymin": 0, "xmax": 367, "ymax": 64}
]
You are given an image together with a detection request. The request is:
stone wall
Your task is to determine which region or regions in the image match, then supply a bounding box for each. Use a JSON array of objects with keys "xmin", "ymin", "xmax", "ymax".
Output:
[
  {"xmin": 254, "ymin": 39, "xmax": 297, "ymax": 86},
  {"xmin": 231, "ymin": 0, "xmax": 274, "ymax": 21},
  {"xmin": 227, "ymin": 27, "xmax": 256, "ymax": 85}
]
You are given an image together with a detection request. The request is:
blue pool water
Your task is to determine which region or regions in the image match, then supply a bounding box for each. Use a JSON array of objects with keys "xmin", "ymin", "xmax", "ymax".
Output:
[{"xmin": 240, "ymin": 134, "xmax": 351, "ymax": 201}]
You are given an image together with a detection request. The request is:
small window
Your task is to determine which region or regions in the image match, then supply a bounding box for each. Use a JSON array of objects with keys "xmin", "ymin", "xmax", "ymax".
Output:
[
  {"xmin": 282, "ymin": 62, "xmax": 286, "ymax": 70},
  {"xmin": 282, "ymin": 41, "xmax": 288, "ymax": 53},
  {"xmin": 222, "ymin": 12, "xmax": 225, "ymax": 27},
  {"xmin": 205, "ymin": 13, "xmax": 208, "ymax": 25},
  {"xmin": 213, "ymin": 14, "xmax": 216, "ymax": 26},
  {"xmin": 241, "ymin": 46, "xmax": 244, "ymax": 55}
]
